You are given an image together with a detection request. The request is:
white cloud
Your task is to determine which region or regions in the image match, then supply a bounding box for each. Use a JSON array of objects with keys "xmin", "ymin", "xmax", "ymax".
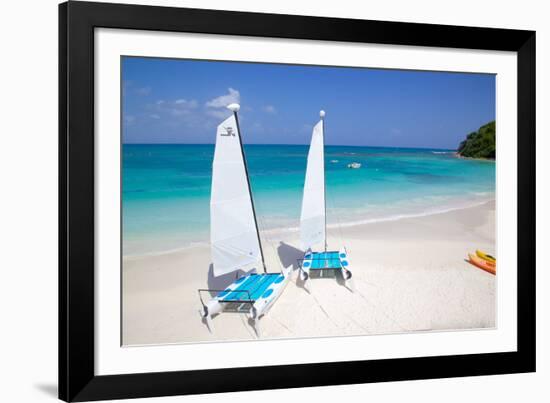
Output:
[
  {"xmin": 175, "ymin": 99, "xmax": 197, "ymax": 106},
  {"xmin": 204, "ymin": 88, "xmax": 241, "ymax": 121},
  {"xmin": 151, "ymin": 98, "xmax": 198, "ymax": 117},
  {"xmin": 170, "ymin": 99, "xmax": 198, "ymax": 116},
  {"xmin": 205, "ymin": 88, "xmax": 240, "ymax": 109},
  {"xmin": 262, "ymin": 105, "xmax": 276, "ymax": 114},
  {"xmin": 205, "ymin": 108, "xmax": 232, "ymax": 120},
  {"xmin": 124, "ymin": 115, "xmax": 136, "ymax": 125},
  {"xmin": 135, "ymin": 89, "xmax": 242, "ymax": 131},
  {"xmin": 135, "ymin": 86, "xmax": 152, "ymax": 96}
]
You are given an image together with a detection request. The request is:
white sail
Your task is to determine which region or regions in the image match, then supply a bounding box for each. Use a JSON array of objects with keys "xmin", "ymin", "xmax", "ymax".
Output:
[
  {"xmin": 300, "ymin": 115, "xmax": 326, "ymax": 250},
  {"xmin": 210, "ymin": 112, "xmax": 262, "ymax": 277}
]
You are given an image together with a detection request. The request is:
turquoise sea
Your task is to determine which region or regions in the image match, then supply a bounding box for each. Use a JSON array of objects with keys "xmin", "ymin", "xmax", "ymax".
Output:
[{"xmin": 122, "ymin": 144, "xmax": 495, "ymax": 256}]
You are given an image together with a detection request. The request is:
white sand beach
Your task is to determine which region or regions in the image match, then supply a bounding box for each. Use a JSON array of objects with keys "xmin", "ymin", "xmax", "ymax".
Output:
[{"xmin": 122, "ymin": 200, "xmax": 496, "ymax": 346}]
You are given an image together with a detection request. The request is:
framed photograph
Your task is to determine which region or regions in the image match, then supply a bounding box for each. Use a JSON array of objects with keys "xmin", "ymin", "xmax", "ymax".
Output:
[{"xmin": 59, "ymin": 1, "xmax": 535, "ymax": 401}]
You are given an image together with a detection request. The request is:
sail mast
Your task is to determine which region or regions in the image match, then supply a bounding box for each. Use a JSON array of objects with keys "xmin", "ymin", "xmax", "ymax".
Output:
[
  {"xmin": 230, "ymin": 104, "xmax": 267, "ymax": 274},
  {"xmin": 320, "ymin": 110, "xmax": 327, "ymax": 252}
]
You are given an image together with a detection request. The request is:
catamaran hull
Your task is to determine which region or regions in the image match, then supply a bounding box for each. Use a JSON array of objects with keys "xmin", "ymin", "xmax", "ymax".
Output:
[
  {"xmin": 200, "ymin": 268, "xmax": 291, "ymax": 336},
  {"xmin": 300, "ymin": 248, "xmax": 352, "ymax": 291}
]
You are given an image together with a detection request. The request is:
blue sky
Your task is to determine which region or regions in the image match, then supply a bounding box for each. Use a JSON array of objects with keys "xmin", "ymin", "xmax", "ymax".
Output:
[{"xmin": 122, "ymin": 57, "xmax": 495, "ymax": 149}]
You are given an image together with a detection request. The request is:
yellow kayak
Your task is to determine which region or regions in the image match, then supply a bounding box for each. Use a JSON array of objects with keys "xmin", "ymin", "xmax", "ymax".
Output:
[{"xmin": 476, "ymin": 249, "xmax": 496, "ymax": 264}]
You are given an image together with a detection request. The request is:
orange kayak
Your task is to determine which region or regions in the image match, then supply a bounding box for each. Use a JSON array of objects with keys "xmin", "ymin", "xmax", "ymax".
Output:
[{"xmin": 468, "ymin": 253, "xmax": 496, "ymax": 275}]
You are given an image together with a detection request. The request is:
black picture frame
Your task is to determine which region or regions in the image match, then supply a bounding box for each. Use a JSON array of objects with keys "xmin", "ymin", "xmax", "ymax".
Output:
[{"xmin": 59, "ymin": 1, "xmax": 536, "ymax": 401}]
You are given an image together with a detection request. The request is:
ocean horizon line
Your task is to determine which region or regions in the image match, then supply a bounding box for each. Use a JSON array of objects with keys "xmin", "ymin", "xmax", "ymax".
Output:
[{"xmin": 123, "ymin": 143, "xmax": 458, "ymax": 152}]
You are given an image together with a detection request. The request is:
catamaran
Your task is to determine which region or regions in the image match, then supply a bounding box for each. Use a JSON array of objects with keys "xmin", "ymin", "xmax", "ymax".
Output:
[
  {"xmin": 298, "ymin": 110, "xmax": 352, "ymax": 290},
  {"xmin": 199, "ymin": 103, "xmax": 291, "ymax": 337}
]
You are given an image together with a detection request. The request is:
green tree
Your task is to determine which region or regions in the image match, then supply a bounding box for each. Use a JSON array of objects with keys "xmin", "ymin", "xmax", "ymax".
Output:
[{"xmin": 457, "ymin": 121, "xmax": 495, "ymax": 159}]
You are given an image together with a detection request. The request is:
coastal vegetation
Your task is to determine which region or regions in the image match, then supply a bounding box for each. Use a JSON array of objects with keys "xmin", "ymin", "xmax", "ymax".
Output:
[{"xmin": 457, "ymin": 121, "xmax": 495, "ymax": 159}]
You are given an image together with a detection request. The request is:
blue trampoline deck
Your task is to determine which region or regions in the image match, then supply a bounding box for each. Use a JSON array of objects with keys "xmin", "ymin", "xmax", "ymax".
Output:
[
  {"xmin": 216, "ymin": 273, "xmax": 284, "ymax": 302},
  {"xmin": 302, "ymin": 251, "xmax": 349, "ymax": 270}
]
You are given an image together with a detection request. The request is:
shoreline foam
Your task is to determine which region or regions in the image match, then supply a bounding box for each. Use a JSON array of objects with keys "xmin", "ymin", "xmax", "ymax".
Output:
[{"xmin": 123, "ymin": 196, "xmax": 495, "ymax": 259}]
